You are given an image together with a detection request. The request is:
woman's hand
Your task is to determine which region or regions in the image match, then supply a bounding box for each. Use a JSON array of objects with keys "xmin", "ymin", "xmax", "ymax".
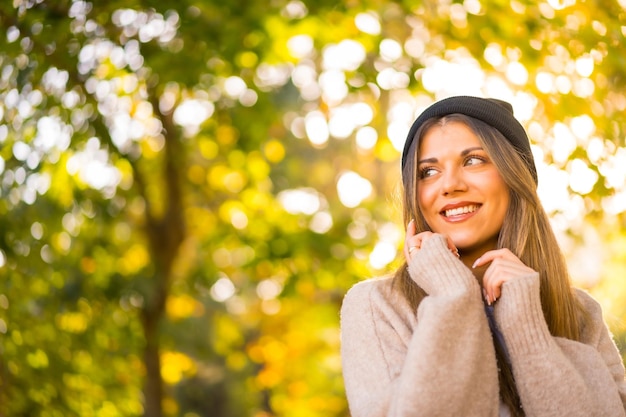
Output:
[
  {"xmin": 404, "ymin": 219, "xmax": 458, "ymax": 263},
  {"xmin": 472, "ymin": 249, "xmax": 537, "ymax": 305}
]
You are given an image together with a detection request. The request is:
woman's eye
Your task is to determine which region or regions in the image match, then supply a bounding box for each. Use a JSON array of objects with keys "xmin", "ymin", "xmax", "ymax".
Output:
[
  {"xmin": 465, "ymin": 155, "xmax": 486, "ymax": 166},
  {"xmin": 419, "ymin": 167, "xmax": 437, "ymax": 178}
]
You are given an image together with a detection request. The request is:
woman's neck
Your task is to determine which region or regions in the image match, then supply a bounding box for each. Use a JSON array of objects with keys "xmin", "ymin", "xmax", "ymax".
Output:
[{"xmin": 459, "ymin": 249, "xmax": 488, "ymax": 285}]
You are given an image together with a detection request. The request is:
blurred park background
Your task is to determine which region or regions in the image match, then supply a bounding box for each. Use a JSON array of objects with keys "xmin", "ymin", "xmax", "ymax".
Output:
[{"xmin": 1, "ymin": 0, "xmax": 625, "ymax": 416}]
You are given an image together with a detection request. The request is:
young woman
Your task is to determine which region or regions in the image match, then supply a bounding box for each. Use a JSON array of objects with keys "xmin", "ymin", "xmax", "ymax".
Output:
[{"xmin": 340, "ymin": 96, "xmax": 626, "ymax": 416}]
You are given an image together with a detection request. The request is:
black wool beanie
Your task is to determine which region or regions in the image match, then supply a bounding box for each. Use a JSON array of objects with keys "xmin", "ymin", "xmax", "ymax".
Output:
[{"xmin": 401, "ymin": 96, "xmax": 538, "ymax": 184}]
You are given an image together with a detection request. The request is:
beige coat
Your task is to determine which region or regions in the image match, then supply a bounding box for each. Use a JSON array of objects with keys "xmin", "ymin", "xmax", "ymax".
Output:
[{"xmin": 341, "ymin": 235, "xmax": 626, "ymax": 416}]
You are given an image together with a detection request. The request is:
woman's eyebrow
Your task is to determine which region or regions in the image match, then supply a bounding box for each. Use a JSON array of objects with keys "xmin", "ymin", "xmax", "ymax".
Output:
[
  {"xmin": 417, "ymin": 157, "xmax": 437, "ymax": 165},
  {"xmin": 461, "ymin": 146, "xmax": 484, "ymax": 156},
  {"xmin": 418, "ymin": 147, "xmax": 484, "ymax": 165}
]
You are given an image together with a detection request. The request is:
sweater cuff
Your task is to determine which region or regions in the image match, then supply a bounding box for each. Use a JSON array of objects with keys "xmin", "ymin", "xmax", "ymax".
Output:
[
  {"xmin": 407, "ymin": 234, "xmax": 478, "ymax": 297},
  {"xmin": 493, "ymin": 273, "xmax": 552, "ymax": 356}
]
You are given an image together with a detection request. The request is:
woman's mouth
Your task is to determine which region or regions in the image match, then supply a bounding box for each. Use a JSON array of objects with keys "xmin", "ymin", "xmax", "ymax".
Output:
[{"xmin": 442, "ymin": 204, "xmax": 480, "ymax": 218}]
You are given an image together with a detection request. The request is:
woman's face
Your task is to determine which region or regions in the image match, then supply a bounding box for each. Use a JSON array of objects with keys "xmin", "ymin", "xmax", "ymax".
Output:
[{"xmin": 417, "ymin": 121, "xmax": 510, "ymax": 255}]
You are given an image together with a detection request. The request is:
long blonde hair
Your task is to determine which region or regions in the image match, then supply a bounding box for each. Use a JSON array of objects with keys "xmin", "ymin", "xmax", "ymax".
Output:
[{"xmin": 394, "ymin": 114, "xmax": 587, "ymax": 415}]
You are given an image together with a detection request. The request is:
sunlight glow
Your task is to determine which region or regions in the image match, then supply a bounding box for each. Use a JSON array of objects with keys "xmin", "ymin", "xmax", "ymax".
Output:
[
  {"xmin": 304, "ymin": 111, "xmax": 329, "ymax": 146},
  {"xmin": 369, "ymin": 241, "xmax": 396, "ymax": 269},
  {"xmin": 277, "ymin": 188, "xmax": 324, "ymax": 215},
  {"xmin": 575, "ymin": 55, "xmax": 594, "ymax": 77},
  {"xmin": 328, "ymin": 103, "xmax": 373, "ymax": 139},
  {"xmin": 404, "ymin": 37, "xmax": 425, "ymax": 58},
  {"xmin": 369, "ymin": 222, "xmax": 402, "ymax": 269},
  {"xmin": 537, "ymin": 164, "xmax": 570, "ymax": 213},
  {"xmin": 379, "ymin": 39, "xmax": 403, "ymax": 62},
  {"xmin": 602, "ymin": 191, "xmax": 626, "ymax": 215},
  {"xmin": 287, "ymin": 34, "xmax": 314, "ymax": 58},
  {"xmin": 255, "ymin": 63, "xmax": 292, "ymax": 90},
  {"xmin": 568, "ymin": 159, "xmax": 598, "ymax": 195},
  {"xmin": 112, "ymin": 9, "xmax": 179, "ymax": 44},
  {"xmin": 573, "ymin": 78, "xmax": 594, "ymax": 98},
  {"xmin": 385, "ymin": 97, "xmax": 415, "ymax": 152},
  {"xmin": 547, "ymin": 0, "xmax": 576, "ymax": 10},
  {"xmin": 42, "ymin": 67, "xmax": 69, "ymax": 95},
  {"xmin": 309, "ymin": 211, "xmax": 333, "ymax": 234},
  {"xmin": 224, "ymin": 76, "xmax": 247, "ymax": 98},
  {"xmin": 586, "ymin": 138, "xmax": 605, "ymax": 163},
  {"xmin": 328, "ymin": 107, "xmax": 355, "ymax": 139},
  {"xmin": 355, "ymin": 12, "xmax": 381, "ymax": 35},
  {"xmin": 377, "ymin": 68, "xmax": 410, "ymax": 90},
  {"xmin": 506, "ymin": 61, "xmax": 528, "ymax": 85},
  {"xmin": 322, "ymin": 40, "xmax": 366, "ymax": 71},
  {"xmin": 35, "ymin": 116, "xmax": 71, "ymax": 153},
  {"xmin": 337, "ymin": 171, "xmax": 372, "ymax": 208},
  {"xmin": 570, "ymin": 115, "xmax": 595, "ymax": 141},
  {"xmin": 387, "ymin": 121, "xmax": 410, "ymax": 152},
  {"xmin": 319, "ymin": 70, "xmax": 348, "ymax": 104},
  {"xmin": 230, "ymin": 208, "xmax": 249, "ymax": 230},
  {"xmin": 173, "ymin": 99, "xmax": 215, "ymax": 129},
  {"xmin": 257, "ymin": 278, "xmax": 283, "ymax": 300},
  {"xmin": 535, "ymin": 71, "xmax": 554, "ymax": 93},
  {"xmin": 421, "ymin": 53, "xmax": 484, "ymax": 96},
  {"xmin": 348, "ymin": 221, "xmax": 368, "ymax": 241},
  {"xmin": 550, "ymin": 123, "xmax": 576, "ymax": 164},
  {"xmin": 292, "ymin": 63, "xmax": 320, "ymax": 101},
  {"xmin": 356, "ymin": 126, "xmax": 378, "ymax": 150},
  {"xmin": 282, "ymin": 0, "xmax": 308, "ymax": 19},
  {"xmin": 66, "ymin": 138, "xmax": 121, "ymax": 194},
  {"xmin": 484, "ymin": 43, "xmax": 504, "ymax": 67},
  {"xmin": 555, "ymin": 75, "xmax": 572, "ymax": 94},
  {"xmin": 210, "ymin": 275, "xmax": 236, "ymax": 302},
  {"xmin": 599, "ymin": 148, "xmax": 626, "ymax": 189}
]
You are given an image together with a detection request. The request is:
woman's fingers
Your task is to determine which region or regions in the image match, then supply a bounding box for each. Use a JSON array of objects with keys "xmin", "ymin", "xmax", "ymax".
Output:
[
  {"xmin": 404, "ymin": 221, "xmax": 458, "ymax": 262},
  {"xmin": 407, "ymin": 218, "xmax": 417, "ymax": 237},
  {"xmin": 404, "ymin": 230, "xmax": 431, "ymax": 262},
  {"xmin": 473, "ymin": 249, "xmax": 536, "ymax": 305},
  {"xmin": 403, "ymin": 220, "xmax": 417, "ymax": 261},
  {"xmin": 445, "ymin": 235, "xmax": 460, "ymax": 258}
]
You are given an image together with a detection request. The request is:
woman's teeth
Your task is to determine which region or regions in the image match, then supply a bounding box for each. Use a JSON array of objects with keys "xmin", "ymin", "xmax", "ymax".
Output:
[{"xmin": 444, "ymin": 205, "xmax": 478, "ymax": 217}]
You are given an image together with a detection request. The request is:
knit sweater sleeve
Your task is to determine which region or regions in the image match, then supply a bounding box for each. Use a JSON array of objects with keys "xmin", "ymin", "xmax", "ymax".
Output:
[
  {"xmin": 494, "ymin": 275, "xmax": 626, "ymax": 416},
  {"xmin": 340, "ymin": 235, "xmax": 499, "ymax": 417}
]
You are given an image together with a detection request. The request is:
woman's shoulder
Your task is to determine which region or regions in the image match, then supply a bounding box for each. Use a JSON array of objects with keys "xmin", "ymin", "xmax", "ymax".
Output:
[
  {"xmin": 573, "ymin": 288, "xmax": 612, "ymax": 343},
  {"xmin": 342, "ymin": 274, "xmax": 409, "ymax": 312},
  {"xmin": 343, "ymin": 275, "xmax": 393, "ymax": 304},
  {"xmin": 573, "ymin": 288, "xmax": 603, "ymax": 318},
  {"xmin": 346, "ymin": 275, "xmax": 393, "ymax": 293}
]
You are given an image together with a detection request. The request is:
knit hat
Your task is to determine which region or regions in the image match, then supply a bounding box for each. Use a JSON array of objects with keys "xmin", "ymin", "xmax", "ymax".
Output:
[{"xmin": 401, "ymin": 96, "xmax": 538, "ymax": 184}]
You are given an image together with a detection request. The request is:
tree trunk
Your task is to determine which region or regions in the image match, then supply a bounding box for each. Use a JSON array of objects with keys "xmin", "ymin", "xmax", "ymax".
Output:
[
  {"xmin": 138, "ymin": 90, "xmax": 186, "ymax": 417},
  {"xmin": 142, "ymin": 310, "xmax": 164, "ymax": 417}
]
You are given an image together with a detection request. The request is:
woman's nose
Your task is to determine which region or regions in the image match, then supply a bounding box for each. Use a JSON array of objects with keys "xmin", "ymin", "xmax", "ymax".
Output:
[{"xmin": 441, "ymin": 167, "xmax": 467, "ymax": 195}]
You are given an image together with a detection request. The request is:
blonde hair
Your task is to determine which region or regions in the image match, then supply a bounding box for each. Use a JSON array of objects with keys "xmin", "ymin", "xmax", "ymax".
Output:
[{"xmin": 394, "ymin": 114, "xmax": 587, "ymax": 415}]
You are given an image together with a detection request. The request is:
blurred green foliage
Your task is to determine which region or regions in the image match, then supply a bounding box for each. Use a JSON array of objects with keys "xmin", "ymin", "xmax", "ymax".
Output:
[{"xmin": 0, "ymin": 0, "xmax": 625, "ymax": 416}]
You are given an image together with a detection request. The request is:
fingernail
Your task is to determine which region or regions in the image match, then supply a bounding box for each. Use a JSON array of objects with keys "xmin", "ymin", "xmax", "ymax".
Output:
[
  {"xmin": 472, "ymin": 258, "xmax": 480, "ymax": 268},
  {"xmin": 482, "ymin": 288, "xmax": 488, "ymax": 304}
]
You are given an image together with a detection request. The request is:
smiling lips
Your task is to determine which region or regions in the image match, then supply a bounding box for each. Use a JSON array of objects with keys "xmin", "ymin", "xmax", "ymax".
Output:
[{"xmin": 442, "ymin": 204, "xmax": 480, "ymax": 218}]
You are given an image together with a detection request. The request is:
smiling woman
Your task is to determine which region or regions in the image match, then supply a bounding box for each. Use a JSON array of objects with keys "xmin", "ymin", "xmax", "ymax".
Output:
[
  {"xmin": 415, "ymin": 121, "xmax": 509, "ymax": 261},
  {"xmin": 340, "ymin": 96, "xmax": 626, "ymax": 417}
]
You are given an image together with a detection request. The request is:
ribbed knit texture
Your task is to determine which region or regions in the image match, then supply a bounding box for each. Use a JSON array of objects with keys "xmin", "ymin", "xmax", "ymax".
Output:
[
  {"xmin": 494, "ymin": 274, "xmax": 552, "ymax": 357},
  {"xmin": 340, "ymin": 235, "xmax": 626, "ymax": 417},
  {"xmin": 407, "ymin": 234, "xmax": 478, "ymax": 297}
]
